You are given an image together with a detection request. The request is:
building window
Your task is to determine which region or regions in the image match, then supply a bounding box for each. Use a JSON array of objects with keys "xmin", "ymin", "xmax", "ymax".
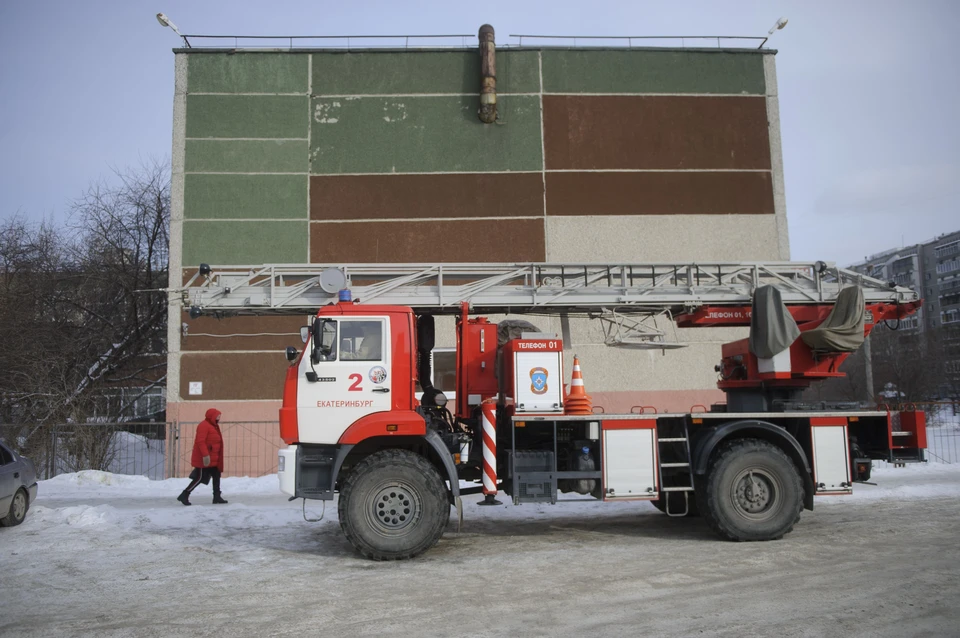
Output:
[
  {"xmin": 937, "ymin": 258, "xmax": 960, "ymax": 275},
  {"xmin": 415, "ymin": 347, "xmax": 457, "ymax": 397},
  {"xmin": 935, "ymin": 240, "xmax": 960, "ymax": 259}
]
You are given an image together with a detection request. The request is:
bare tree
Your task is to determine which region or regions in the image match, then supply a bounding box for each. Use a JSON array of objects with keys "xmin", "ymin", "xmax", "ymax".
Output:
[
  {"xmin": 0, "ymin": 161, "xmax": 170, "ymax": 426},
  {"xmin": 66, "ymin": 160, "xmax": 170, "ymax": 416}
]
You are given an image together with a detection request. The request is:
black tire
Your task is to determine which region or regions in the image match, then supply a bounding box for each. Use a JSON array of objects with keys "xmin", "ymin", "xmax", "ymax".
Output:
[
  {"xmin": 338, "ymin": 449, "xmax": 450, "ymax": 560},
  {"xmin": 652, "ymin": 491, "xmax": 700, "ymax": 517},
  {"xmin": 698, "ymin": 438, "xmax": 803, "ymax": 542},
  {"xmin": 0, "ymin": 488, "xmax": 29, "ymax": 527}
]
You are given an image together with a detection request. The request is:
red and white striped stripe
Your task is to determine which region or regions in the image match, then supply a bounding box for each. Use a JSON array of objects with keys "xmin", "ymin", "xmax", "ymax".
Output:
[
  {"xmin": 571, "ymin": 358, "xmax": 585, "ymax": 389},
  {"xmin": 481, "ymin": 399, "xmax": 497, "ymax": 495}
]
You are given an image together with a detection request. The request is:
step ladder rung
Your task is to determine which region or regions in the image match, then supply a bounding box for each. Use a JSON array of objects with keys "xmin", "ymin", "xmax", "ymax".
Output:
[
  {"xmin": 660, "ymin": 487, "xmax": 696, "ymax": 492},
  {"xmin": 660, "ymin": 462, "xmax": 690, "ymax": 468},
  {"xmin": 658, "ymin": 437, "xmax": 688, "ymax": 443}
]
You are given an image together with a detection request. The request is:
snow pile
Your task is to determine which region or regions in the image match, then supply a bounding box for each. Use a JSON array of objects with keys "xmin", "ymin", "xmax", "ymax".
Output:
[
  {"xmin": 21, "ymin": 462, "xmax": 960, "ymax": 534},
  {"xmin": 106, "ymin": 431, "xmax": 166, "ymax": 480}
]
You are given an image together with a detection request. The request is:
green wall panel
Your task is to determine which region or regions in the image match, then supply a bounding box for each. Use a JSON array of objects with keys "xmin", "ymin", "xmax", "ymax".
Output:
[
  {"xmin": 184, "ymin": 174, "xmax": 308, "ymax": 219},
  {"xmin": 186, "ymin": 95, "xmax": 308, "ymax": 139},
  {"xmin": 541, "ymin": 50, "xmax": 766, "ymax": 94},
  {"xmin": 185, "ymin": 140, "xmax": 308, "ymax": 173},
  {"xmin": 188, "ymin": 53, "xmax": 309, "ymax": 93},
  {"xmin": 310, "ymin": 95, "xmax": 542, "ymax": 174},
  {"xmin": 312, "ymin": 50, "xmax": 540, "ymax": 95},
  {"xmin": 182, "ymin": 220, "xmax": 308, "ymax": 265}
]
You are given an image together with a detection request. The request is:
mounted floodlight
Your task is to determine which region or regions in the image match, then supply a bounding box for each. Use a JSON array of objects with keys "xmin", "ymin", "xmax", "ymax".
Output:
[
  {"xmin": 815, "ymin": 261, "xmax": 828, "ymax": 274},
  {"xmin": 156, "ymin": 12, "xmax": 191, "ymax": 47},
  {"xmin": 759, "ymin": 16, "xmax": 789, "ymax": 48},
  {"xmin": 768, "ymin": 17, "xmax": 789, "ymax": 35},
  {"xmin": 189, "ymin": 306, "xmax": 203, "ymax": 319},
  {"xmin": 198, "ymin": 263, "xmax": 212, "ymax": 277}
]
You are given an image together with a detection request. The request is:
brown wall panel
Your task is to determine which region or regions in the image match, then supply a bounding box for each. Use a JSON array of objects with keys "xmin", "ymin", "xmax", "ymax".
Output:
[
  {"xmin": 180, "ymin": 352, "xmax": 289, "ymax": 401},
  {"xmin": 310, "ymin": 219, "xmax": 545, "ymax": 263},
  {"xmin": 543, "ymin": 95, "xmax": 771, "ymax": 170},
  {"xmin": 310, "ymin": 173, "xmax": 544, "ymax": 221},
  {"xmin": 181, "ymin": 314, "xmax": 310, "ymax": 352},
  {"xmin": 545, "ymin": 171, "xmax": 774, "ymax": 216}
]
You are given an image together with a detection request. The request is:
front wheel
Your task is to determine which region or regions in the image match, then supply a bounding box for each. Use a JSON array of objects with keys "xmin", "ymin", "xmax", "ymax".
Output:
[
  {"xmin": 698, "ymin": 438, "xmax": 803, "ymax": 542},
  {"xmin": 0, "ymin": 489, "xmax": 28, "ymax": 527},
  {"xmin": 338, "ymin": 449, "xmax": 450, "ymax": 560}
]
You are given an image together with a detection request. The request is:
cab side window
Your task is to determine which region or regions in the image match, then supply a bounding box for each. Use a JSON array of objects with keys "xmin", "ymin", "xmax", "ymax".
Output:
[
  {"xmin": 341, "ymin": 320, "xmax": 383, "ymax": 361},
  {"xmin": 0, "ymin": 444, "xmax": 13, "ymax": 465},
  {"xmin": 317, "ymin": 319, "xmax": 338, "ymax": 361}
]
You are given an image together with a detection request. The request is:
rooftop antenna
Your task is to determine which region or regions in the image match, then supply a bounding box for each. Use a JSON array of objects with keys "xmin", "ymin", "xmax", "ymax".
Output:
[
  {"xmin": 156, "ymin": 12, "xmax": 191, "ymax": 48},
  {"xmin": 759, "ymin": 17, "xmax": 788, "ymax": 48}
]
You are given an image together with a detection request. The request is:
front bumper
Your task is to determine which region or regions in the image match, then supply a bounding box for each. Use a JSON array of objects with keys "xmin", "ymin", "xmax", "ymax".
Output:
[{"xmin": 278, "ymin": 446, "xmax": 298, "ymax": 497}]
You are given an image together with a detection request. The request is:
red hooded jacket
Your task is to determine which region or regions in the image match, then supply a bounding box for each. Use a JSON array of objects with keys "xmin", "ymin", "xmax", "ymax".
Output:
[{"xmin": 191, "ymin": 408, "xmax": 224, "ymax": 471}]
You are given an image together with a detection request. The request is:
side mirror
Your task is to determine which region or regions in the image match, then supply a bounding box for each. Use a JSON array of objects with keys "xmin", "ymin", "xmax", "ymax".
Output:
[
  {"xmin": 300, "ymin": 326, "xmax": 310, "ymax": 343},
  {"xmin": 285, "ymin": 346, "xmax": 298, "ymax": 362},
  {"xmin": 310, "ymin": 317, "xmax": 322, "ymax": 364}
]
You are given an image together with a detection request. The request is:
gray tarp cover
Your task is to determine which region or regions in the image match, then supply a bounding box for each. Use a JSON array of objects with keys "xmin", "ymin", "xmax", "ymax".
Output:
[
  {"xmin": 800, "ymin": 285, "xmax": 865, "ymax": 352},
  {"xmin": 749, "ymin": 285, "xmax": 801, "ymax": 358}
]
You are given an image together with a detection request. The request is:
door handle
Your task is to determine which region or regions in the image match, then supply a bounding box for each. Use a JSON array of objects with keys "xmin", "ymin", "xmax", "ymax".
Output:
[
  {"xmin": 372, "ymin": 387, "xmax": 390, "ymax": 393},
  {"xmin": 14, "ymin": 472, "xmax": 19, "ymax": 478}
]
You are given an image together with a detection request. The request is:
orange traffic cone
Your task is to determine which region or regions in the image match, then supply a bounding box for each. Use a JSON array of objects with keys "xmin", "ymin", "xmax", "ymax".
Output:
[{"xmin": 564, "ymin": 355, "xmax": 593, "ymax": 415}]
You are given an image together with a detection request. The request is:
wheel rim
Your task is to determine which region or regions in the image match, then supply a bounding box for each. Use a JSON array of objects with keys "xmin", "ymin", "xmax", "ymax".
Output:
[
  {"xmin": 730, "ymin": 468, "xmax": 782, "ymax": 520},
  {"xmin": 366, "ymin": 483, "xmax": 422, "ymax": 536},
  {"xmin": 12, "ymin": 492, "xmax": 26, "ymax": 521}
]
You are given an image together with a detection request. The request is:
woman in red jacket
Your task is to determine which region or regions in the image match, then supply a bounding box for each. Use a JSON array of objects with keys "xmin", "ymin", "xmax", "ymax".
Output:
[{"xmin": 177, "ymin": 408, "xmax": 228, "ymax": 506}]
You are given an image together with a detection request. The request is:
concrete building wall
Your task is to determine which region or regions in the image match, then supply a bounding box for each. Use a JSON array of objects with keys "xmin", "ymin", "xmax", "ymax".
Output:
[{"xmin": 167, "ymin": 45, "xmax": 789, "ymax": 439}]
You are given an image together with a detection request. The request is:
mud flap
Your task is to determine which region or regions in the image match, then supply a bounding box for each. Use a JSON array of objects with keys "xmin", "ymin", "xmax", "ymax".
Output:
[{"xmin": 456, "ymin": 495, "xmax": 463, "ymax": 532}]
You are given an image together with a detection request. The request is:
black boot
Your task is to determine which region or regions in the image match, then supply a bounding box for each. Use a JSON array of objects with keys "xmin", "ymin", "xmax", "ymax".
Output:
[
  {"xmin": 212, "ymin": 493, "xmax": 228, "ymax": 504},
  {"xmin": 177, "ymin": 491, "xmax": 191, "ymax": 506}
]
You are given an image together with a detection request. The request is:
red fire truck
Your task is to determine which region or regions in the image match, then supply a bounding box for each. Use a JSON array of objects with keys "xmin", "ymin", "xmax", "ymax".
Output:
[{"xmin": 184, "ymin": 261, "xmax": 927, "ymax": 560}]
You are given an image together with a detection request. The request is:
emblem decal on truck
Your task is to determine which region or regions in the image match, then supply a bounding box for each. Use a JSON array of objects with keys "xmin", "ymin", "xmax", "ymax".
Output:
[
  {"xmin": 529, "ymin": 367, "xmax": 548, "ymax": 395},
  {"xmin": 369, "ymin": 366, "xmax": 387, "ymax": 384}
]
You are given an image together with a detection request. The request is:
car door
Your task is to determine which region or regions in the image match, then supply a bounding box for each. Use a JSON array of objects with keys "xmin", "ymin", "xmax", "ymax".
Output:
[
  {"xmin": 296, "ymin": 316, "xmax": 392, "ymax": 444},
  {"xmin": 0, "ymin": 443, "xmax": 18, "ymax": 514}
]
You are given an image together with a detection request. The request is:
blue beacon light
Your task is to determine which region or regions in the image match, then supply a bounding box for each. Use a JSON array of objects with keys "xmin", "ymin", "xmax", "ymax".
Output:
[{"xmin": 339, "ymin": 289, "xmax": 352, "ymax": 302}]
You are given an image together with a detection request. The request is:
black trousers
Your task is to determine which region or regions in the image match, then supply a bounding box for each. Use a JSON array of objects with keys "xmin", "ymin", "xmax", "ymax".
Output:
[{"xmin": 184, "ymin": 467, "xmax": 222, "ymax": 495}]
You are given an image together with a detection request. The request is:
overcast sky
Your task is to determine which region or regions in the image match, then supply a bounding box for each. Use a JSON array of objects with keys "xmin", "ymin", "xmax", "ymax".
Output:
[{"xmin": 2, "ymin": 0, "xmax": 957, "ymax": 265}]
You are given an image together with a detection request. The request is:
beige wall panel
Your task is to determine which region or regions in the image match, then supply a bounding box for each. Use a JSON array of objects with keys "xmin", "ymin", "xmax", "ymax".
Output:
[
  {"xmin": 545, "ymin": 214, "xmax": 784, "ymax": 262},
  {"xmin": 557, "ymin": 316, "xmax": 747, "ymax": 347},
  {"xmin": 558, "ymin": 343, "xmax": 720, "ymax": 394}
]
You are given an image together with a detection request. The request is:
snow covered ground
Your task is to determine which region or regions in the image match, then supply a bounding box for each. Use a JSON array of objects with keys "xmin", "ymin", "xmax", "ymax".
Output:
[{"xmin": 3, "ymin": 464, "xmax": 960, "ymax": 637}]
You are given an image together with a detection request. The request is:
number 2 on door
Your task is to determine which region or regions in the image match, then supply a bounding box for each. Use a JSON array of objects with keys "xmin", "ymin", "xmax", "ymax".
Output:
[{"xmin": 348, "ymin": 374, "xmax": 363, "ymax": 391}]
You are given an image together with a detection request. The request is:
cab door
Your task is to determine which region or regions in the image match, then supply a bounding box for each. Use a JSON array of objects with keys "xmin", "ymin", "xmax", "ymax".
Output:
[{"xmin": 296, "ymin": 317, "xmax": 392, "ymax": 444}]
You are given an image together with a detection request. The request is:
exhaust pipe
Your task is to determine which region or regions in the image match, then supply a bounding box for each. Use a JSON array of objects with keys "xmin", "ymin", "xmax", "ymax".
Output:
[{"xmin": 478, "ymin": 24, "xmax": 497, "ymax": 124}]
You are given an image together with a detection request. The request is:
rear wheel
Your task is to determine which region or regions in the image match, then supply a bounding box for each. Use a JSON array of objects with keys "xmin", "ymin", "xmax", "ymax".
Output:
[
  {"xmin": 338, "ymin": 449, "xmax": 450, "ymax": 560},
  {"xmin": 0, "ymin": 489, "xmax": 28, "ymax": 527},
  {"xmin": 698, "ymin": 438, "xmax": 803, "ymax": 541}
]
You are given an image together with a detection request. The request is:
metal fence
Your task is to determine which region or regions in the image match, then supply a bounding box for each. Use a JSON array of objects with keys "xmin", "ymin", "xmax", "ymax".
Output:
[
  {"xmin": 0, "ymin": 422, "xmax": 169, "ymax": 480},
  {"xmin": 168, "ymin": 421, "xmax": 281, "ymax": 479},
  {"xmin": 908, "ymin": 402, "xmax": 960, "ymax": 465},
  {"xmin": 2, "ymin": 404, "xmax": 957, "ymax": 480}
]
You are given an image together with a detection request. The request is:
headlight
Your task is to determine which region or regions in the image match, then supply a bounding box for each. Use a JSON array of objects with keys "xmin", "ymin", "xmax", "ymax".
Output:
[{"xmin": 278, "ymin": 454, "xmax": 285, "ymax": 472}]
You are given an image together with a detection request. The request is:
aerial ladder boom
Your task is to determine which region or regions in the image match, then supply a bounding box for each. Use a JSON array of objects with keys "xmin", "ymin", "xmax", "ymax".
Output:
[{"xmin": 178, "ymin": 260, "xmax": 920, "ymax": 317}]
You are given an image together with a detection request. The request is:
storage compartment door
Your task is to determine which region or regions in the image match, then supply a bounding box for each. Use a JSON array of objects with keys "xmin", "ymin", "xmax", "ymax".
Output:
[
  {"xmin": 603, "ymin": 428, "xmax": 657, "ymax": 500},
  {"xmin": 811, "ymin": 421, "xmax": 852, "ymax": 494}
]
